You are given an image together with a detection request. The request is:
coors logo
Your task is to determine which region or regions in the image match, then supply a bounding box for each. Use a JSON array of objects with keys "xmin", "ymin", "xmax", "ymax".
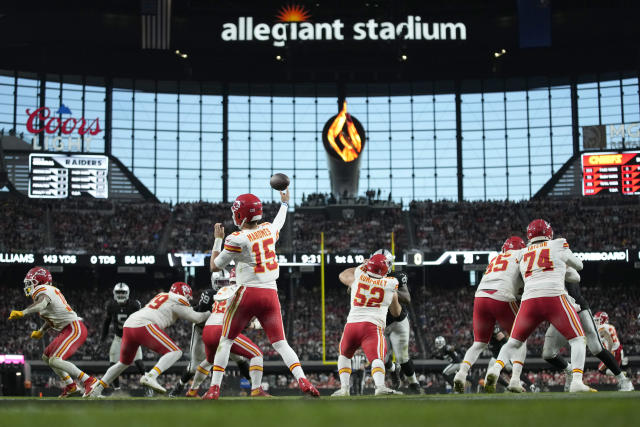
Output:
[{"xmin": 25, "ymin": 105, "xmax": 102, "ymax": 136}]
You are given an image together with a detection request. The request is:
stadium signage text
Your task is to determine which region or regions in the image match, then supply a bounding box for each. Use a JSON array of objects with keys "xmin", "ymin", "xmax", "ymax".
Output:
[
  {"xmin": 221, "ymin": 15, "xmax": 467, "ymax": 47},
  {"xmin": 0, "ymin": 253, "xmax": 35, "ymax": 264},
  {"xmin": 25, "ymin": 106, "xmax": 102, "ymax": 152},
  {"xmin": 574, "ymin": 251, "xmax": 628, "ymax": 262}
]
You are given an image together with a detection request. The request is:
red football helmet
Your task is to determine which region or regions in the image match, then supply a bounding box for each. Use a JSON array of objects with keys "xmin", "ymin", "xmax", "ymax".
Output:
[
  {"xmin": 24, "ymin": 266, "xmax": 52, "ymax": 297},
  {"xmin": 502, "ymin": 236, "xmax": 526, "ymax": 253},
  {"xmin": 527, "ymin": 219, "xmax": 553, "ymax": 242},
  {"xmin": 229, "ymin": 267, "xmax": 237, "ymax": 285},
  {"xmin": 365, "ymin": 254, "xmax": 390, "ymax": 279},
  {"xmin": 169, "ymin": 282, "xmax": 193, "ymax": 300},
  {"xmin": 231, "ymin": 194, "xmax": 263, "ymax": 228},
  {"xmin": 594, "ymin": 311, "xmax": 609, "ymax": 326}
]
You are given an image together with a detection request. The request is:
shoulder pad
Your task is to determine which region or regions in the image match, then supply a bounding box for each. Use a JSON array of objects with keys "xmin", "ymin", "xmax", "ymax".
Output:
[
  {"xmin": 224, "ymin": 234, "xmax": 244, "ymax": 252},
  {"xmin": 176, "ymin": 297, "xmax": 190, "ymax": 307}
]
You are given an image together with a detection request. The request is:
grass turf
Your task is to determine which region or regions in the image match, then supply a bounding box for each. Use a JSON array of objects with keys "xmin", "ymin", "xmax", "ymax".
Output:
[{"xmin": 0, "ymin": 392, "xmax": 637, "ymax": 427}]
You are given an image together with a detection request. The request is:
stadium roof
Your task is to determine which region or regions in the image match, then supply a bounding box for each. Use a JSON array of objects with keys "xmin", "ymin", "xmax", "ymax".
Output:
[{"xmin": 0, "ymin": 0, "xmax": 638, "ymax": 90}]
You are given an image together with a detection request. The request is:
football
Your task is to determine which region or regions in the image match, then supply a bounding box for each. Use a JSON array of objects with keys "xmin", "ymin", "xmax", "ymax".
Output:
[{"xmin": 270, "ymin": 173, "xmax": 290, "ymax": 191}]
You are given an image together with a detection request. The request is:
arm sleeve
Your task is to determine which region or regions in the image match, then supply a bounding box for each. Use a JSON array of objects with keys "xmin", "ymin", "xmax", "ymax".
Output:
[
  {"xmin": 271, "ymin": 203, "xmax": 288, "ymax": 232},
  {"xmin": 214, "ymin": 235, "xmax": 242, "ymax": 269},
  {"xmin": 22, "ymin": 295, "xmax": 51, "ymax": 315},
  {"xmin": 565, "ymin": 267, "xmax": 581, "ymax": 284},
  {"xmin": 173, "ymin": 304, "xmax": 211, "ymax": 324},
  {"xmin": 563, "ymin": 249, "xmax": 583, "ymax": 271}
]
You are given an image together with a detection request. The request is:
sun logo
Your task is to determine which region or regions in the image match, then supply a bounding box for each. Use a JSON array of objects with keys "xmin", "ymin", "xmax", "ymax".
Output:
[{"xmin": 276, "ymin": 4, "xmax": 311, "ymax": 22}]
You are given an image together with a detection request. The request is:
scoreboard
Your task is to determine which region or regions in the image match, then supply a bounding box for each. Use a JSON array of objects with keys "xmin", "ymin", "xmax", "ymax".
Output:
[
  {"xmin": 28, "ymin": 154, "xmax": 109, "ymax": 199},
  {"xmin": 582, "ymin": 151, "xmax": 640, "ymax": 196}
]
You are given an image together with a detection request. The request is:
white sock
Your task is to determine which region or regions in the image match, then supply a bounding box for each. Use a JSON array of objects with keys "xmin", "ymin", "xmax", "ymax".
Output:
[
  {"xmin": 272, "ymin": 340, "xmax": 305, "ymax": 380},
  {"xmin": 48, "ymin": 357, "xmax": 84, "ymax": 380},
  {"xmin": 211, "ymin": 338, "xmax": 233, "ymax": 387},
  {"xmin": 510, "ymin": 341, "xmax": 527, "ymax": 382},
  {"xmin": 407, "ymin": 373, "xmax": 419, "ymax": 384},
  {"xmin": 616, "ymin": 373, "xmax": 626, "ymax": 381},
  {"xmin": 371, "ymin": 359, "xmax": 386, "ymax": 388},
  {"xmin": 191, "ymin": 361, "xmax": 213, "ymax": 390},
  {"xmin": 100, "ymin": 362, "xmax": 130, "ymax": 387},
  {"xmin": 249, "ymin": 356, "xmax": 264, "ymax": 390},
  {"xmin": 338, "ymin": 355, "xmax": 352, "ymax": 390},
  {"xmin": 493, "ymin": 338, "xmax": 522, "ymax": 373},
  {"xmin": 149, "ymin": 350, "xmax": 182, "ymax": 379},
  {"xmin": 511, "ymin": 361, "xmax": 524, "ymax": 383},
  {"xmin": 459, "ymin": 342, "xmax": 487, "ymax": 376},
  {"xmin": 569, "ymin": 336, "xmax": 586, "ymax": 382},
  {"xmin": 51, "ymin": 366, "xmax": 74, "ymax": 385}
]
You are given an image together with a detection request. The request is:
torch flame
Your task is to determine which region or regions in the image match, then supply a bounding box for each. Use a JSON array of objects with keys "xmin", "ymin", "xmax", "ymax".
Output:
[{"xmin": 327, "ymin": 101, "xmax": 362, "ymax": 162}]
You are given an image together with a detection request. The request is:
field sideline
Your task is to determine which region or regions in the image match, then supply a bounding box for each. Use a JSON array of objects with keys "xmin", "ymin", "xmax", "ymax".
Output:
[{"xmin": 0, "ymin": 392, "xmax": 637, "ymax": 427}]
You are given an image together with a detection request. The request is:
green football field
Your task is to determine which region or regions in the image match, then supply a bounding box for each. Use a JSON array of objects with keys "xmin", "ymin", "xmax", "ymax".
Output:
[{"xmin": 0, "ymin": 392, "xmax": 637, "ymax": 427}]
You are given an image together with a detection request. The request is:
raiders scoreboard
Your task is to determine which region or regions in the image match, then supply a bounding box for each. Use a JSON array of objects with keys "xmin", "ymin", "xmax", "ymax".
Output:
[
  {"xmin": 582, "ymin": 151, "xmax": 640, "ymax": 196},
  {"xmin": 28, "ymin": 154, "xmax": 109, "ymax": 199}
]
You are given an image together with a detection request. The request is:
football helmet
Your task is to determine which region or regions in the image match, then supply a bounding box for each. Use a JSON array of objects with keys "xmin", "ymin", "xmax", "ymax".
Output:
[
  {"xmin": 24, "ymin": 266, "xmax": 52, "ymax": 297},
  {"xmin": 169, "ymin": 282, "xmax": 193, "ymax": 300},
  {"xmin": 527, "ymin": 219, "xmax": 553, "ymax": 242},
  {"xmin": 365, "ymin": 254, "xmax": 389, "ymax": 279},
  {"xmin": 594, "ymin": 311, "xmax": 609, "ymax": 326},
  {"xmin": 435, "ymin": 336, "xmax": 446, "ymax": 349},
  {"xmin": 211, "ymin": 270, "xmax": 230, "ymax": 291},
  {"xmin": 372, "ymin": 248, "xmax": 394, "ymax": 270},
  {"xmin": 113, "ymin": 282, "xmax": 130, "ymax": 304},
  {"xmin": 502, "ymin": 236, "xmax": 526, "ymax": 253},
  {"xmin": 231, "ymin": 194, "xmax": 262, "ymax": 228}
]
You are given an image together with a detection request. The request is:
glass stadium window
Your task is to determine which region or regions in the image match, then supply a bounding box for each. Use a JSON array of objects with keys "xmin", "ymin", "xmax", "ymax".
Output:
[{"xmin": 0, "ymin": 73, "xmax": 15, "ymax": 134}]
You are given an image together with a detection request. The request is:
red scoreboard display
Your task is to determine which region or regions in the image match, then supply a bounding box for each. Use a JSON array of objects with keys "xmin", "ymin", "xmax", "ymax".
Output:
[{"xmin": 582, "ymin": 151, "xmax": 640, "ymax": 196}]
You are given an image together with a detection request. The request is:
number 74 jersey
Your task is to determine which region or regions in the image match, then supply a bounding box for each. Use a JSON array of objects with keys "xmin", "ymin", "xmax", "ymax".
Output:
[{"xmin": 346, "ymin": 266, "xmax": 399, "ymax": 328}]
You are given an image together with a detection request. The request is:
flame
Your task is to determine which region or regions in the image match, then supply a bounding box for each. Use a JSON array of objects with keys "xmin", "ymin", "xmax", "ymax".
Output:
[
  {"xmin": 327, "ymin": 101, "xmax": 362, "ymax": 162},
  {"xmin": 276, "ymin": 4, "xmax": 311, "ymax": 22}
]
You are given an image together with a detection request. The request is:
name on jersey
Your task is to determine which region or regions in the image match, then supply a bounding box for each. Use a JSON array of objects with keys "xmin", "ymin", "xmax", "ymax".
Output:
[
  {"xmin": 359, "ymin": 273, "xmax": 387, "ymax": 287},
  {"xmin": 527, "ymin": 241, "xmax": 549, "ymax": 251},
  {"xmin": 247, "ymin": 228, "xmax": 272, "ymax": 242}
]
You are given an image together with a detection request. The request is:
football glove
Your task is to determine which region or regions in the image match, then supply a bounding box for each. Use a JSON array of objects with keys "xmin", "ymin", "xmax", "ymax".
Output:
[
  {"xmin": 8, "ymin": 310, "xmax": 24, "ymax": 320},
  {"xmin": 31, "ymin": 330, "xmax": 44, "ymax": 339}
]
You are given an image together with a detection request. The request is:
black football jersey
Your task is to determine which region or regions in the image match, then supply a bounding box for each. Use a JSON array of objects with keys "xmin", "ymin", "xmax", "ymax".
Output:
[
  {"xmin": 434, "ymin": 344, "xmax": 462, "ymax": 363},
  {"xmin": 194, "ymin": 288, "xmax": 217, "ymax": 313},
  {"xmin": 386, "ymin": 271, "xmax": 409, "ymax": 325},
  {"xmin": 488, "ymin": 331, "xmax": 508, "ymax": 358},
  {"xmin": 565, "ymin": 282, "xmax": 589, "ymax": 312},
  {"xmin": 101, "ymin": 299, "xmax": 141, "ymax": 339}
]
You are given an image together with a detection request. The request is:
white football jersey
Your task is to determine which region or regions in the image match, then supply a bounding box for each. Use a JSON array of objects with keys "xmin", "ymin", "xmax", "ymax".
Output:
[
  {"xmin": 476, "ymin": 250, "xmax": 523, "ymax": 302},
  {"xmin": 346, "ymin": 266, "xmax": 399, "ymax": 328},
  {"xmin": 205, "ymin": 300, "xmax": 228, "ymax": 326},
  {"xmin": 598, "ymin": 323, "xmax": 620, "ymax": 351},
  {"xmin": 125, "ymin": 292, "xmax": 209, "ymax": 329},
  {"xmin": 214, "ymin": 203, "xmax": 287, "ymax": 290},
  {"xmin": 519, "ymin": 238, "xmax": 583, "ymax": 301},
  {"xmin": 31, "ymin": 285, "xmax": 80, "ymax": 331}
]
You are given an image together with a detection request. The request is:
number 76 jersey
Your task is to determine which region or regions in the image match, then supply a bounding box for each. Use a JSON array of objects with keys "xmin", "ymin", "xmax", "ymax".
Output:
[{"xmin": 346, "ymin": 266, "xmax": 399, "ymax": 328}]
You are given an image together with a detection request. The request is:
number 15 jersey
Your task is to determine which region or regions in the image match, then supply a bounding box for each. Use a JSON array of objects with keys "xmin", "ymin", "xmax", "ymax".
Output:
[
  {"xmin": 519, "ymin": 238, "xmax": 583, "ymax": 301},
  {"xmin": 213, "ymin": 203, "xmax": 287, "ymax": 290},
  {"xmin": 346, "ymin": 266, "xmax": 399, "ymax": 328}
]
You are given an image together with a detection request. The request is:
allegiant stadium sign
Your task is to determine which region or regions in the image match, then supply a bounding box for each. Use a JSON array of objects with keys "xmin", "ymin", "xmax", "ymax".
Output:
[{"xmin": 221, "ymin": 15, "xmax": 467, "ymax": 47}]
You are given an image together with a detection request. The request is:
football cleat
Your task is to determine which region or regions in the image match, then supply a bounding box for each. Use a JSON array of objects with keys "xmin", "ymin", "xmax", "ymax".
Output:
[
  {"xmin": 144, "ymin": 386, "xmax": 155, "ymax": 397},
  {"xmin": 202, "ymin": 385, "xmax": 220, "ymax": 400},
  {"xmin": 185, "ymin": 389, "xmax": 199, "ymax": 398},
  {"xmin": 298, "ymin": 378, "xmax": 320, "ymax": 398},
  {"xmin": 618, "ymin": 377, "xmax": 634, "ymax": 392},
  {"xmin": 390, "ymin": 366, "xmax": 401, "ymax": 390},
  {"xmin": 169, "ymin": 381, "xmax": 185, "ymax": 397},
  {"xmin": 140, "ymin": 373, "xmax": 167, "ymax": 394},
  {"xmin": 250, "ymin": 387, "xmax": 272, "ymax": 397},
  {"xmin": 569, "ymin": 382, "xmax": 597, "ymax": 393},
  {"xmin": 563, "ymin": 371, "xmax": 572, "ymax": 392},
  {"xmin": 507, "ymin": 381, "xmax": 525, "ymax": 393},
  {"xmin": 374, "ymin": 386, "xmax": 403, "ymax": 396},
  {"xmin": 83, "ymin": 376, "xmax": 98, "ymax": 397},
  {"xmin": 407, "ymin": 383, "xmax": 424, "ymax": 395},
  {"xmin": 59, "ymin": 383, "xmax": 82, "ymax": 398},
  {"xmin": 331, "ymin": 388, "xmax": 350, "ymax": 397},
  {"xmin": 484, "ymin": 369, "xmax": 499, "ymax": 394},
  {"xmin": 453, "ymin": 371, "xmax": 466, "ymax": 394}
]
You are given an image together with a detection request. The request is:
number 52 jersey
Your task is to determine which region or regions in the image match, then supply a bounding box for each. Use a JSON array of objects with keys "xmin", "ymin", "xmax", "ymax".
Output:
[{"xmin": 346, "ymin": 266, "xmax": 399, "ymax": 328}]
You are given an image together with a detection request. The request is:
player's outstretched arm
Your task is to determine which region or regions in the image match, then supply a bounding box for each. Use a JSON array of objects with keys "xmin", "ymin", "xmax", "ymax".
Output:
[
  {"xmin": 339, "ymin": 267, "xmax": 357, "ymax": 286},
  {"xmin": 174, "ymin": 304, "xmax": 210, "ymax": 324},
  {"xmin": 15, "ymin": 294, "xmax": 51, "ymax": 318},
  {"xmin": 210, "ymin": 223, "xmax": 226, "ymax": 272},
  {"xmin": 272, "ymin": 188, "xmax": 290, "ymax": 232},
  {"xmin": 564, "ymin": 249, "xmax": 584, "ymax": 271},
  {"xmin": 389, "ymin": 292, "xmax": 402, "ymax": 317}
]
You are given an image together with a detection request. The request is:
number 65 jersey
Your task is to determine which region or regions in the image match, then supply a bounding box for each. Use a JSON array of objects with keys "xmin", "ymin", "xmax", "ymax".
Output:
[
  {"xmin": 346, "ymin": 266, "xmax": 399, "ymax": 328},
  {"xmin": 519, "ymin": 238, "xmax": 583, "ymax": 301},
  {"xmin": 213, "ymin": 203, "xmax": 287, "ymax": 290}
]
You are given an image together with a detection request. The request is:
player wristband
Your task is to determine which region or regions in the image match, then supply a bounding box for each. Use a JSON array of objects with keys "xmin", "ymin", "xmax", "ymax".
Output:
[{"xmin": 213, "ymin": 238, "xmax": 223, "ymax": 252}]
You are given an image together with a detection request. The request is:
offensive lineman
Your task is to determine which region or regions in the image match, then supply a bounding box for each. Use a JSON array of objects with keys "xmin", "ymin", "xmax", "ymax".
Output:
[
  {"xmin": 86, "ymin": 282, "xmax": 210, "ymax": 397},
  {"xmin": 372, "ymin": 250, "xmax": 422, "ymax": 394},
  {"xmin": 101, "ymin": 282, "xmax": 150, "ymax": 394},
  {"xmin": 169, "ymin": 270, "xmax": 251, "ymax": 397},
  {"xmin": 454, "ymin": 236, "xmax": 528, "ymax": 393},
  {"xmin": 542, "ymin": 272, "xmax": 633, "ymax": 391},
  {"xmin": 485, "ymin": 219, "xmax": 593, "ymax": 393},
  {"xmin": 333, "ymin": 254, "xmax": 403, "ymax": 396},
  {"xmin": 205, "ymin": 188, "xmax": 319, "ymax": 400},
  {"xmin": 8, "ymin": 267, "xmax": 97, "ymax": 397}
]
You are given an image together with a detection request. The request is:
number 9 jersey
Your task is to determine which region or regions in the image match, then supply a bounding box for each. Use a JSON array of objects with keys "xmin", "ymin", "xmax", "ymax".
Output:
[
  {"xmin": 346, "ymin": 266, "xmax": 399, "ymax": 328},
  {"xmin": 213, "ymin": 203, "xmax": 287, "ymax": 290}
]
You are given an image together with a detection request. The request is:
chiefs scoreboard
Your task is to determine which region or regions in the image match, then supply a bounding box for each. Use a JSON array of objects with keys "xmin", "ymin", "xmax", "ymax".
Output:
[
  {"xmin": 582, "ymin": 151, "xmax": 640, "ymax": 196},
  {"xmin": 28, "ymin": 153, "xmax": 109, "ymax": 199}
]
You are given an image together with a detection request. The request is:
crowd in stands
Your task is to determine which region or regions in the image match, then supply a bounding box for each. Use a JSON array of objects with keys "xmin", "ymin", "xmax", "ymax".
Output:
[
  {"xmin": 301, "ymin": 189, "xmax": 397, "ymax": 207},
  {"xmin": 0, "ymin": 198, "xmax": 47, "ymax": 252}
]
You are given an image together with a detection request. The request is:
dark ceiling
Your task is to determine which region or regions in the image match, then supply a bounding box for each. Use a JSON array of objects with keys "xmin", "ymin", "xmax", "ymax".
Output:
[{"xmin": 0, "ymin": 0, "xmax": 638, "ymax": 87}]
